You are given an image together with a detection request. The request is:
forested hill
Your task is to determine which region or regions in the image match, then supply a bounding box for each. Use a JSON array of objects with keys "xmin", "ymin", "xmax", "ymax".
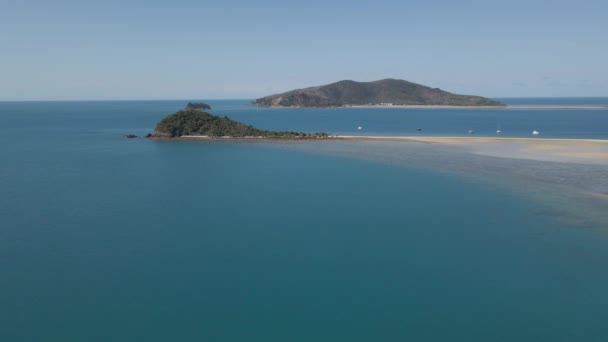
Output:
[
  {"xmin": 255, "ymin": 78, "xmax": 504, "ymax": 107},
  {"xmin": 150, "ymin": 109, "xmax": 329, "ymax": 139}
]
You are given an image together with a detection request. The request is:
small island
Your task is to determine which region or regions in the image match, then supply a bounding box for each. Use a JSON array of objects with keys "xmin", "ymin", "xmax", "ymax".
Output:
[
  {"xmin": 255, "ymin": 78, "xmax": 504, "ymax": 108},
  {"xmin": 148, "ymin": 109, "xmax": 330, "ymax": 139},
  {"xmin": 186, "ymin": 102, "xmax": 212, "ymax": 110}
]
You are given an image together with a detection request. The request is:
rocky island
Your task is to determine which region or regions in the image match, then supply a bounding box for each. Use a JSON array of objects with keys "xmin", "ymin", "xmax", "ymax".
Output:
[
  {"xmin": 185, "ymin": 102, "xmax": 212, "ymax": 110},
  {"xmin": 148, "ymin": 109, "xmax": 330, "ymax": 139},
  {"xmin": 255, "ymin": 78, "xmax": 504, "ymax": 107}
]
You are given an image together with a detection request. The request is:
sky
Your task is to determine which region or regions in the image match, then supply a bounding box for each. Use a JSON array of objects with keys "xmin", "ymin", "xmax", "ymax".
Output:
[{"xmin": 1, "ymin": 0, "xmax": 607, "ymax": 100}]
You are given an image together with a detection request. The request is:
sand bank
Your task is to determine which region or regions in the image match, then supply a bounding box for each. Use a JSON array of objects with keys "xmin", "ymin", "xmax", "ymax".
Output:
[
  {"xmin": 324, "ymin": 104, "xmax": 606, "ymax": 110},
  {"xmin": 179, "ymin": 134, "xmax": 608, "ymax": 165},
  {"xmin": 348, "ymin": 105, "xmax": 608, "ymax": 110},
  {"xmin": 335, "ymin": 135, "xmax": 608, "ymax": 144},
  {"xmin": 336, "ymin": 136, "xmax": 608, "ymax": 165},
  {"xmin": 506, "ymin": 105, "xmax": 608, "ymax": 110},
  {"xmin": 342, "ymin": 105, "xmax": 506, "ymax": 109}
]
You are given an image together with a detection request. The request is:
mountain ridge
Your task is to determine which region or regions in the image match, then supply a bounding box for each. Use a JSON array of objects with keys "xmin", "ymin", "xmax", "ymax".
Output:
[{"xmin": 255, "ymin": 78, "xmax": 504, "ymax": 107}]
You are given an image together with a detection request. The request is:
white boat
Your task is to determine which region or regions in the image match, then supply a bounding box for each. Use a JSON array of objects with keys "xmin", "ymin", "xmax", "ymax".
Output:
[
  {"xmin": 468, "ymin": 129, "xmax": 475, "ymax": 134},
  {"xmin": 496, "ymin": 129, "xmax": 502, "ymax": 134},
  {"xmin": 357, "ymin": 126, "xmax": 363, "ymax": 130},
  {"xmin": 532, "ymin": 130, "xmax": 540, "ymax": 136}
]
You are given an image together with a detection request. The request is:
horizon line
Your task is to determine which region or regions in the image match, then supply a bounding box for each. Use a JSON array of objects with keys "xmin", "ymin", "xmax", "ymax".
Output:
[{"xmin": 2, "ymin": 96, "xmax": 608, "ymax": 103}]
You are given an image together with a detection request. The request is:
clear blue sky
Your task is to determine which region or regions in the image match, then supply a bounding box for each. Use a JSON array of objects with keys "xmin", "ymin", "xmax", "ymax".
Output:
[{"xmin": 1, "ymin": 0, "xmax": 607, "ymax": 100}]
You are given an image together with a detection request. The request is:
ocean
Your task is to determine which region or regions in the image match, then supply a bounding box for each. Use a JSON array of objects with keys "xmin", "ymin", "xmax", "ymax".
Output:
[{"xmin": 1, "ymin": 99, "xmax": 608, "ymax": 341}]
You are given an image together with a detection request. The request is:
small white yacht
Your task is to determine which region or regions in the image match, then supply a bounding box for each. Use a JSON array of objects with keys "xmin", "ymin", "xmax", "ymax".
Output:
[
  {"xmin": 468, "ymin": 129, "xmax": 475, "ymax": 134},
  {"xmin": 532, "ymin": 130, "xmax": 540, "ymax": 136},
  {"xmin": 496, "ymin": 129, "xmax": 502, "ymax": 134},
  {"xmin": 357, "ymin": 126, "xmax": 363, "ymax": 130}
]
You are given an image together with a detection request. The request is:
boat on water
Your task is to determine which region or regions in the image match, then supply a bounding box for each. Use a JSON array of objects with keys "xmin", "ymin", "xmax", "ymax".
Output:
[
  {"xmin": 496, "ymin": 129, "xmax": 502, "ymax": 134},
  {"xmin": 532, "ymin": 130, "xmax": 540, "ymax": 136},
  {"xmin": 468, "ymin": 129, "xmax": 475, "ymax": 134},
  {"xmin": 357, "ymin": 126, "xmax": 363, "ymax": 130}
]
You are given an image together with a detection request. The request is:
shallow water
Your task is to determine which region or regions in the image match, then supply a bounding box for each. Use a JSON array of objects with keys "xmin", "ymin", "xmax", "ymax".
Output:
[
  {"xmin": 1, "ymin": 100, "xmax": 608, "ymax": 341},
  {"xmin": 282, "ymin": 140, "xmax": 608, "ymax": 228}
]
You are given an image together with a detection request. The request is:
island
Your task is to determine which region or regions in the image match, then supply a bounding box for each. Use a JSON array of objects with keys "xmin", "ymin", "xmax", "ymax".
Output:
[
  {"xmin": 186, "ymin": 102, "xmax": 212, "ymax": 110},
  {"xmin": 255, "ymin": 78, "xmax": 504, "ymax": 107},
  {"xmin": 148, "ymin": 109, "xmax": 330, "ymax": 139},
  {"xmin": 145, "ymin": 110, "xmax": 608, "ymax": 168}
]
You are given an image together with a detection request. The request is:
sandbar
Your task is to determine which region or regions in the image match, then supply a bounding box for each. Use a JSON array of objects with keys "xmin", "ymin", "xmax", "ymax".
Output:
[
  {"xmin": 335, "ymin": 135, "xmax": 608, "ymax": 165},
  {"xmin": 280, "ymin": 104, "xmax": 608, "ymax": 110},
  {"xmin": 179, "ymin": 134, "xmax": 608, "ymax": 165}
]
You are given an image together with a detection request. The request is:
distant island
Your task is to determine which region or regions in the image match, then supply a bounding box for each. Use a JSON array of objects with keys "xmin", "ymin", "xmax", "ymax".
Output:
[
  {"xmin": 186, "ymin": 102, "xmax": 212, "ymax": 110},
  {"xmin": 255, "ymin": 78, "xmax": 504, "ymax": 107},
  {"xmin": 148, "ymin": 109, "xmax": 330, "ymax": 139}
]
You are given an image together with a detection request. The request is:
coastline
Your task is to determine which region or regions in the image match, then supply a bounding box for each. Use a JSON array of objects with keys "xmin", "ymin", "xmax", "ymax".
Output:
[
  {"xmin": 261, "ymin": 105, "xmax": 505, "ymax": 109},
  {"xmin": 505, "ymin": 104, "xmax": 608, "ymax": 110},
  {"xmin": 180, "ymin": 134, "xmax": 608, "ymax": 144},
  {"xmin": 342, "ymin": 105, "xmax": 506, "ymax": 109},
  {"xmin": 334, "ymin": 135, "xmax": 608, "ymax": 144},
  {"xmin": 261, "ymin": 104, "xmax": 608, "ymax": 110}
]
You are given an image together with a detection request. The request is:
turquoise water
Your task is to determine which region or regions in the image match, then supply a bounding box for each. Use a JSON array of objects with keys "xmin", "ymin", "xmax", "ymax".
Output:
[{"xmin": 1, "ymin": 101, "xmax": 608, "ymax": 341}]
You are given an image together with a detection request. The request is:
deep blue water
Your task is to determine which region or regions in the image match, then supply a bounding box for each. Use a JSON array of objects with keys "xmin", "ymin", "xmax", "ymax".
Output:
[{"xmin": 1, "ymin": 100, "xmax": 608, "ymax": 341}]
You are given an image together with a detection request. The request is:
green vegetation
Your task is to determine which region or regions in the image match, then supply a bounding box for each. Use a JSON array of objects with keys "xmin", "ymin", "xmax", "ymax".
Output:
[
  {"xmin": 186, "ymin": 102, "xmax": 212, "ymax": 110},
  {"xmin": 151, "ymin": 109, "xmax": 330, "ymax": 139},
  {"xmin": 255, "ymin": 78, "xmax": 505, "ymax": 107}
]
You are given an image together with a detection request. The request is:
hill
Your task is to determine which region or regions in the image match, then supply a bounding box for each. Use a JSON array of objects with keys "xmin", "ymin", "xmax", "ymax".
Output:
[
  {"xmin": 255, "ymin": 78, "xmax": 504, "ymax": 107},
  {"xmin": 149, "ymin": 109, "xmax": 329, "ymax": 139}
]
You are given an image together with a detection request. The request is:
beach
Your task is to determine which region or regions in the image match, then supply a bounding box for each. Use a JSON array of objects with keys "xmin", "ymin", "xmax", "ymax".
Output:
[
  {"xmin": 325, "ymin": 105, "xmax": 506, "ymax": 109},
  {"xmin": 339, "ymin": 104, "xmax": 608, "ymax": 110}
]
